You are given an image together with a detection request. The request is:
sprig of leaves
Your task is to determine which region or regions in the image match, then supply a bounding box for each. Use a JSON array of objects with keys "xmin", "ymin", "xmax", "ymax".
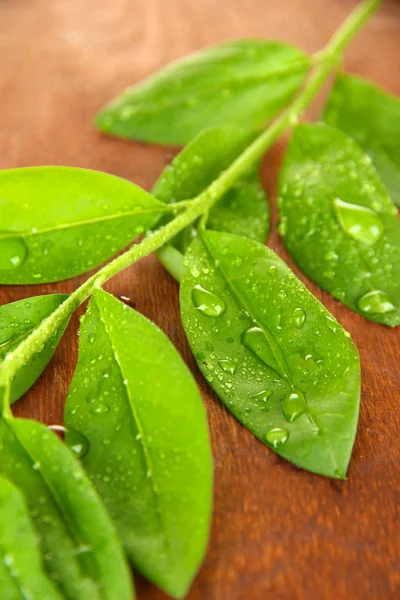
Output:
[{"xmin": 0, "ymin": 1, "xmax": 388, "ymax": 598}]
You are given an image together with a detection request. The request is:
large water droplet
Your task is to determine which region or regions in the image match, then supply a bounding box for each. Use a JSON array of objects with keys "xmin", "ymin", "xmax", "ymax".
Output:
[
  {"xmin": 265, "ymin": 427, "xmax": 289, "ymax": 448},
  {"xmin": 0, "ymin": 236, "xmax": 27, "ymax": 270},
  {"xmin": 292, "ymin": 307, "xmax": 306, "ymax": 329},
  {"xmin": 283, "ymin": 391, "xmax": 307, "ymax": 422},
  {"xmin": 242, "ymin": 326, "xmax": 285, "ymax": 377},
  {"xmin": 218, "ymin": 359, "xmax": 237, "ymax": 375},
  {"xmin": 191, "ymin": 285, "xmax": 226, "ymax": 318},
  {"xmin": 357, "ymin": 290, "xmax": 396, "ymax": 314},
  {"xmin": 65, "ymin": 429, "xmax": 90, "ymax": 459},
  {"xmin": 333, "ymin": 198, "xmax": 383, "ymax": 245}
]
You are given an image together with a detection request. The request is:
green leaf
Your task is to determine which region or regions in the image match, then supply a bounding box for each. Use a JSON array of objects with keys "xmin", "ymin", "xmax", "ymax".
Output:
[
  {"xmin": 64, "ymin": 290, "xmax": 213, "ymax": 599},
  {"xmin": 324, "ymin": 73, "xmax": 400, "ymax": 207},
  {"xmin": 0, "ymin": 413, "xmax": 134, "ymax": 600},
  {"xmin": 278, "ymin": 123, "xmax": 400, "ymax": 327},
  {"xmin": 0, "ymin": 166, "xmax": 166, "ymax": 284},
  {"xmin": 0, "ymin": 475, "xmax": 63, "ymax": 600},
  {"xmin": 96, "ymin": 40, "xmax": 310, "ymax": 145},
  {"xmin": 0, "ymin": 294, "xmax": 69, "ymax": 403},
  {"xmin": 180, "ymin": 230, "xmax": 360, "ymax": 479},
  {"xmin": 153, "ymin": 126, "xmax": 269, "ymax": 253}
]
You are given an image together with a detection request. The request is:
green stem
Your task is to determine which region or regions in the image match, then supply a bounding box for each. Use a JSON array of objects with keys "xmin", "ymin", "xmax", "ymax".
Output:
[{"xmin": 0, "ymin": 0, "xmax": 380, "ymax": 393}]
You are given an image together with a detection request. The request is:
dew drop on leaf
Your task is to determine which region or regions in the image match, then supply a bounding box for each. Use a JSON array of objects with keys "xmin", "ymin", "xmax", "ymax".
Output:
[
  {"xmin": 252, "ymin": 389, "xmax": 272, "ymax": 403},
  {"xmin": 218, "ymin": 359, "xmax": 237, "ymax": 375},
  {"xmin": 265, "ymin": 427, "xmax": 289, "ymax": 448},
  {"xmin": 65, "ymin": 429, "xmax": 90, "ymax": 459},
  {"xmin": 325, "ymin": 315, "xmax": 340, "ymax": 332},
  {"xmin": 283, "ymin": 391, "xmax": 307, "ymax": 422},
  {"xmin": 357, "ymin": 290, "xmax": 396, "ymax": 314},
  {"xmin": 0, "ymin": 236, "xmax": 28, "ymax": 270},
  {"xmin": 191, "ymin": 284, "xmax": 226, "ymax": 317},
  {"xmin": 292, "ymin": 307, "xmax": 306, "ymax": 328},
  {"xmin": 90, "ymin": 403, "xmax": 110, "ymax": 415},
  {"xmin": 333, "ymin": 198, "xmax": 384, "ymax": 245}
]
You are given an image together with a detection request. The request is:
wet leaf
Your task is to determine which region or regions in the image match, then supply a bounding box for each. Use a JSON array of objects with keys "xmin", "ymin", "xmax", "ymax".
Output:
[
  {"xmin": 96, "ymin": 40, "xmax": 310, "ymax": 145},
  {"xmin": 0, "ymin": 475, "xmax": 63, "ymax": 600},
  {"xmin": 0, "ymin": 412, "xmax": 133, "ymax": 600},
  {"xmin": 153, "ymin": 125, "xmax": 269, "ymax": 253},
  {"xmin": 278, "ymin": 123, "xmax": 400, "ymax": 327},
  {"xmin": 324, "ymin": 74, "xmax": 400, "ymax": 206},
  {"xmin": 64, "ymin": 290, "xmax": 212, "ymax": 598},
  {"xmin": 0, "ymin": 294, "xmax": 69, "ymax": 403},
  {"xmin": 180, "ymin": 230, "xmax": 360, "ymax": 478},
  {"xmin": 0, "ymin": 166, "xmax": 166, "ymax": 284}
]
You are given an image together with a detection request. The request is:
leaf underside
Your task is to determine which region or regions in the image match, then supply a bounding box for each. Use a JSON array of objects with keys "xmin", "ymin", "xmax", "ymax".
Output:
[
  {"xmin": 96, "ymin": 39, "xmax": 310, "ymax": 145},
  {"xmin": 278, "ymin": 122, "xmax": 400, "ymax": 327},
  {"xmin": 180, "ymin": 230, "xmax": 361, "ymax": 479},
  {"xmin": 64, "ymin": 290, "xmax": 212, "ymax": 599}
]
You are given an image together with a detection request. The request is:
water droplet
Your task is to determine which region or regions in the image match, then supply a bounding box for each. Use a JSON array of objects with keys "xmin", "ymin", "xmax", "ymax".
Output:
[
  {"xmin": 65, "ymin": 429, "xmax": 90, "ymax": 459},
  {"xmin": 218, "ymin": 359, "xmax": 237, "ymax": 375},
  {"xmin": 192, "ymin": 285, "xmax": 226, "ymax": 317},
  {"xmin": 252, "ymin": 389, "xmax": 272, "ymax": 402},
  {"xmin": 325, "ymin": 315, "xmax": 340, "ymax": 332},
  {"xmin": 242, "ymin": 326, "xmax": 285, "ymax": 377},
  {"xmin": 283, "ymin": 391, "xmax": 307, "ymax": 422},
  {"xmin": 88, "ymin": 334, "xmax": 96, "ymax": 344},
  {"xmin": 333, "ymin": 198, "xmax": 383, "ymax": 245},
  {"xmin": 292, "ymin": 307, "xmax": 306, "ymax": 329},
  {"xmin": 265, "ymin": 427, "xmax": 289, "ymax": 448},
  {"xmin": 268, "ymin": 265, "xmax": 278, "ymax": 277},
  {"xmin": 0, "ymin": 236, "xmax": 27, "ymax": 270},
  {"xmin": 357, "ymin": 290, "xmax": 396, "ymax": 314},
  {"xmin": 90, "ymin": 403, "xmax": 110, "ymax": 415}
]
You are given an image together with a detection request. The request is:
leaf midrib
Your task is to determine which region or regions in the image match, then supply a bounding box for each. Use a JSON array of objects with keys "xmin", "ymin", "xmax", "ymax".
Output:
[
  {"xmin": 0, "ymin": 207, "xmax": 166, "ymax": 240},
  {"xmin": 112, "ymin": 57, "xmax": 309, "ymax": 118},
  {"xmin": 95, "ymin": 298, "xmax": 173, "ymax": 569}
]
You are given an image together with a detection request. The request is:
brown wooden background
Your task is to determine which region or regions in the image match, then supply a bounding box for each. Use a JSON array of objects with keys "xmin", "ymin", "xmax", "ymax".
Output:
[{"xmin": 1, "ymin": 1, "xmax": 400, "ymax": 598}]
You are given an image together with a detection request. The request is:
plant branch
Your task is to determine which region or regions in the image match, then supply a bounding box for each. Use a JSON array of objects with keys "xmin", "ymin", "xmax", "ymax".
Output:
[{"xmin": 0, "ymin": 0, "xmax": 381, "ymax": 399}]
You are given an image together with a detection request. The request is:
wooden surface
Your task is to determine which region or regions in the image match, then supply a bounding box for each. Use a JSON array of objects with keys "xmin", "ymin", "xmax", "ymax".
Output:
[{"xmin": 1, "ymin": 1, "xmax": 400, "ymax": 598}]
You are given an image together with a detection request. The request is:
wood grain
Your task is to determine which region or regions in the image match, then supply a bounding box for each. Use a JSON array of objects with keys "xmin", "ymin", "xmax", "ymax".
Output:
[{"xmin": 1, "ymin": 1, "xmax": 399, "ymax": 598}]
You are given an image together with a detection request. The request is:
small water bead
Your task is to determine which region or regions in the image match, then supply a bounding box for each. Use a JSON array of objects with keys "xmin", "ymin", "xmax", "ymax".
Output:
[
  {"xmin": 252, "ymin": 389, "xmax": 272, "ymax": 403},
  {"xmin": 357, "ymin": 290, "xmax": 396, "ymax": 314},
  {"xmin": 0, "ymin": 236, "xmax": 27, "ymax": 270},
  {"xmin": 265, "ymin": 427, "xmax": 289, "ymax": 448},
  {"xmin": 292, "ymin": 307, "xmax": 306, "ymax": 329},
  {"xmin": 192, "ymin": 285, "xmax": 226, "ymax": 317},
  {"xmin": 283, "ymin": 391, "xmax": 307, "ymax": 422},
  {"xmin": 268, "ymin": 265, "xmax": 278, "ymax": 277},
  {"xmin": 65, "ymin": 429, "xmax": 90, "ymax": 459},
  {"xmin": 325, "ymin": 315, "xmax": 340, "ymax": 332},
  {"xmin": 333, "ymin": 198, "xmax": 384, "ymax": 245},
  {"xmin": 91, "ymin": 403, "xmax": 110, "ymax": 415},
  {"xmin": 218, "ymin": 359, "xmax": 237, "ymax": 375}
]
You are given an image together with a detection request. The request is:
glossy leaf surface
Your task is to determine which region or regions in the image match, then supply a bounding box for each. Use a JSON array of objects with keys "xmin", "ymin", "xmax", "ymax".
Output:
[
  {"xmin": 64, "ymin": 290, "xmax": 212, "ymax": 599},
  {"xmin": 324, "ymin": 74, "xmax": 400, "ymax": 206},
  {"xmin": 180, "ymin": 231, "xmax": 360, "ymax": 478},
  {"xmin": 0, "ymin": 475, "xmax": 63, "ymax": 600},
  {"xmin": 96, "ymin": 40, "xmax": 310, "ymax": 145},
  {"xmin": 278, "ymin": 123, "xmax": 400, "ymax": 327},
  {"xmin": 153, "ymin": 125, "xmax": 269, "ymax": 253},
  {"xmin": 0, "ymin": 294, "xmax": 69, "ymax": 403},
  {"xmin": 0, "ymin": 415, "xmax": 133, "ymax": 600},
  {"xmin": 0, "ymin": 167, "xmax": 166, "ymax": 284}
]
